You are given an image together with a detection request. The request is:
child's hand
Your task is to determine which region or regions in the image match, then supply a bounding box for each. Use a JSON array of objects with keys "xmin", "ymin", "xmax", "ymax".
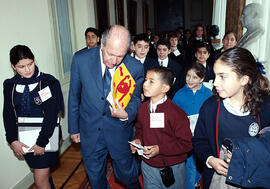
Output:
[
  {"xmin": 208, "ymin": 157, "xmax": 229, "ymax": 176},
  {"xmin": 143, "ymin": 145, "xmax": 159, "ymax": 158},
  {"xmin": 10, "ymin": 140, "xmax": 28, "ymax": 157},
  {"xmin": 29, "ymin": 144, "xmax": 45, "ymax": 156},
  {"xmin": 226, "ymin": 152, "xmax": 232, "ymax": 163},
  {"xmin": 130, "ymin": 139, "xmax": 141, "ymax": 154}
]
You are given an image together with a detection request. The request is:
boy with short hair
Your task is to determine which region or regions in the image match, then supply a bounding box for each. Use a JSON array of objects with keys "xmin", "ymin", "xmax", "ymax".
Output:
[
  {"xmin": 194, "ymin": 42, "xmax": 215, "ymax": 82},
  {"xmin": 130, "ymin": 67, "xmax": 193, "ymax": 189},
  {"xmin": 133, "ymin": 33, "xmax": 158, "ymax": 75},
  {"xmin": 84, "ymin": 27, "xmax": 100, "ymax": 49},
  {"xmin": 156, "ymin": 39, "xmax": 185, "ymax": 98},
  {"xmin": 169, "ymin": 33, "xmax": 186, "ymax": 68}
]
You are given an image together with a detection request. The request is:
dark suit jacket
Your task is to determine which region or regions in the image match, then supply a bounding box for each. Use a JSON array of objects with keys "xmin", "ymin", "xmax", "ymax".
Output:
[
  {"xmin": 204, "ymin": 61, "xmax": 215, "ymax": 82},
  {"xmin": 148, "ymin": 43, "xmax": 158, "ymax": 59},
  {"xmin": 68, "ymin": 46, "xmax": 144, "ymax": 159},
  {"xmin": 157, "ymin": 57, "xmax": 185, "ymax": 98},
  {"xmin": 227, "ymin": 132, "xmax": 270, "ymax": 188},
  {"xmin": 169, "ymin": 46, "xmax": 187, "ymax": 70},
  {"xmin": 143, "ymin": 56, "xmax": 159, "ymax": 75}
]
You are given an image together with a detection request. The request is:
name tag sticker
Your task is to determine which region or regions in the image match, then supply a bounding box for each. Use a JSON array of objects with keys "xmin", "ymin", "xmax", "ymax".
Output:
[
  {"xmin": 38, "ymin": 86, "xmax": 52, "ymax": 102},
  {"xmin": 150, "ymin": 113, "xmax": 164, "ymax": 128},
  {"xmin": 174, "ymin": 49, "xmax": 181, "ymax": 56}
]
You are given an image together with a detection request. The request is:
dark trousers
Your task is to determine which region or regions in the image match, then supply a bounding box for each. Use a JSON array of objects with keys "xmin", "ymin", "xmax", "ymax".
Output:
[{"xmin": 83, "ymin": 131, "xmax": 140, "ymax": 189}]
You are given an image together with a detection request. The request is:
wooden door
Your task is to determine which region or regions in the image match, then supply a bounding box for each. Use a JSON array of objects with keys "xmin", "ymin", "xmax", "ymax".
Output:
[{"xmin": 225, "ymin": 0, "xmax": 245, "ymax": 40}]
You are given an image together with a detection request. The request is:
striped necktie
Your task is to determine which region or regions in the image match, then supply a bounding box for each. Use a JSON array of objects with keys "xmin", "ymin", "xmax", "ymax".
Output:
[{"xmin": 103, "ymin": 67, "xmax": 111, "ymax": 97}]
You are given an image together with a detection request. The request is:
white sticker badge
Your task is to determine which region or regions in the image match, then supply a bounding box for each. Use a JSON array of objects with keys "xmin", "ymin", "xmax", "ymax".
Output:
[
  {"xmin": 173, "ymin": 49, "xmax": 181, "ymax": 56},
  {"xmin": 150, "ymin": 113, "xmax": 165, "ymax": 128},
  {"xmin": 38, "ymin": 86, "xmax": 52, "ymax": 102}
]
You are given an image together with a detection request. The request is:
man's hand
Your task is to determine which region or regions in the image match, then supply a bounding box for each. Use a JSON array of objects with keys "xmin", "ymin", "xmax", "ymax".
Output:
[
  {"xmin": 70, "ymin": 133, "xmax": 80, "ymax": 143},
  {"xmin": 208, "ymin": 156, "xmax": 229, "ymax": 176},
  {"xmin": 29, "ymin": 144, "xmax": 45, "ymax": 156},
  {"xmin": 143, "ymin": 145, "xmax": 159, "ymax": 158},
  {"xmin": 109, "ymin": 99, "xmax": 128, "ymax": 119},
  {"xmin": 130, "ymin": 139, "xmax": 142, "ymax": 154},
  {"xmin": 10, "ymin": 140, "xmax": 28, "ymax": 157}
]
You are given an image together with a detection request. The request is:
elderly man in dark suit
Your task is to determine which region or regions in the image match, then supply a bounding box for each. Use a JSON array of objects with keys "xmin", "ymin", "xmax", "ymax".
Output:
[{"xmin": 68, "ymin": 25, "xmax": 144, "ymax": 189}]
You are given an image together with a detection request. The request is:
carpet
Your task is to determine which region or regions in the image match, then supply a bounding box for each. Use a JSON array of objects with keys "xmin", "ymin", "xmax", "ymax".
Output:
[{"xmin": 79, "ymin": 158, "xmax": 143, "ymax": 189}]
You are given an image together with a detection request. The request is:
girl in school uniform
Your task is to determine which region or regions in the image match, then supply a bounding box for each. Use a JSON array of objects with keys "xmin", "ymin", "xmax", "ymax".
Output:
[
  {"xmin": 3, "ymin": 45, "xmax": 64, "ymax": 188},
  {"xmin": 172, "ymin": 62, "xmax": 212, "ymax": 189},
  {"xmin": 214, "ymin": 31, "xmax": 237, "ymax": 60},
  {"xmin": 192, "ymin": 47, "xmax": 270, "ymax": 188}
]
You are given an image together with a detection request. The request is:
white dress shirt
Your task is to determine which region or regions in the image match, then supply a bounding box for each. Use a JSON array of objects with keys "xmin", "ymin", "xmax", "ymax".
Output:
[{"xmin": 158, "ymin": 57, "xmax": 169, "ymax": 67}]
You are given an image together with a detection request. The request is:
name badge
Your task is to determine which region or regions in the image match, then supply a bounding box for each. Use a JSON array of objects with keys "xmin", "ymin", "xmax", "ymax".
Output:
[
  {"xmin": 173, "ymin": 49, "xmax": 181, "ymax": 56},
  {"xmin": 38, "ymin": 86, "xmax": 52, "ymax": 102},
  {"xmin": 150, "ymin": 113, "xmax": 164, "ymax": 128}
]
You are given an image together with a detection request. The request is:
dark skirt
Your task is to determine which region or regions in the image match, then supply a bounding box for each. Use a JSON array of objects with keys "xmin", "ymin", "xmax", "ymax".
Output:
[{"xmin": 24, "ymin": 151, "xmax": 59, "ymax": 169}]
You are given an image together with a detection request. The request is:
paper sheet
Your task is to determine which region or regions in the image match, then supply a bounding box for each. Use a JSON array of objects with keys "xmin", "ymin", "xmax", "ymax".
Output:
[
  {"xmin": 188, "ymin": 114, "xmax": 199, "ymax": 136},
  {"xmin": 128, "ymin": 141, "xmax": 149, "ymax": 159},
  {"xmin": 19, "ymin": 129, "xmax": 52, "ymax": 153}
]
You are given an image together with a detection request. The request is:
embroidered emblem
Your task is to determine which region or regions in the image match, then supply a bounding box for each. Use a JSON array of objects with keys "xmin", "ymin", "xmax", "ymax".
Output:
[
  {"xmin": 248, "ymin": 122, "xmax": 259, "ymax": 136},
  {"xmin": 34, "ymin": 96, "xmax": 42, "ymax": 105}
]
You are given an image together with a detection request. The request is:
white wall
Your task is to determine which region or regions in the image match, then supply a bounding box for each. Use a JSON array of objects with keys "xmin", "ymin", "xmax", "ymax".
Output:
[
  {"xmin": 0, "ymin": 0, "xmax": 95, "ymax": 188},
  {"xmin": 0, "ymin": 0, "xmax": 152, "ymax": 188},
  {"xmin": 71, "ymin": 0, "xmax": 97, "ymax": 51},
  {"xmin": 0, "ymin": 1, "xmax": 61, "ymax": 188}
]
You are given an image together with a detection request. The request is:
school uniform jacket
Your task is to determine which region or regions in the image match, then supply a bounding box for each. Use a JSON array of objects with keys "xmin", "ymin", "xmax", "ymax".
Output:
[
  {"xmin": 143, "ymin": 56, "xmax": 159, "ymax": 75},
  {"xmin": 157, "ymin": 57, "xmax": 185, "ymax": 98}
]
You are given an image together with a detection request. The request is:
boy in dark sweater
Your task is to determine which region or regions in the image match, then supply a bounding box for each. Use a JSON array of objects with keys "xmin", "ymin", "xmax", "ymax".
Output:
[{"xmin": 130, "ymin": 67, "xmax": 193, "ymax": 188}]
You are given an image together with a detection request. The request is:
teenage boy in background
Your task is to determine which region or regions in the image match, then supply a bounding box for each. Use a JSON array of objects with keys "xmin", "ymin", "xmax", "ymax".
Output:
[{"xmin": 156, "ymin": 39, "xmax": 185, "ymax": 98}]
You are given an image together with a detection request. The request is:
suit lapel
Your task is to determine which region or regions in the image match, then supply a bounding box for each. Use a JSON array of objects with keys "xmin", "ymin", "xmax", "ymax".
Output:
[
  {"xmin": 89, "ymin": 47, "xmax": 103, "ymax": 94},
  {"xmin": 167, "ymin": 57, "xmax": 173, "ymax": 70}
]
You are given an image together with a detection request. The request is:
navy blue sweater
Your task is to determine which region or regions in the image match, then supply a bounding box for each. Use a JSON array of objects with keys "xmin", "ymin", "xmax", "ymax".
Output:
[
  {"xmin": 192, "ymin": 95, "xmax": 270, "ymax": 188},
  {"xmin": 3, "ymin": 72, "xmax": 64, "ymax": 147}
]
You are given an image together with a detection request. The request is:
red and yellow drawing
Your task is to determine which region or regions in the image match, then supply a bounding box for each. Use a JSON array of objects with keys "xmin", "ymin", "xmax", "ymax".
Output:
[{"xmin": 112, "ymin": 63, "xmax": 136, "ymax": 109}]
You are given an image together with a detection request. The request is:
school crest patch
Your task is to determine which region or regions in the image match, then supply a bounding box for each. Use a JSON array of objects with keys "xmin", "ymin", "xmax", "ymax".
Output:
[
  {"xmin": 248, "ymin": 122, "xmax": 259, "ymax": 136},
  {"xmin": 34, "ymin": 96, "xmax": 42, "ymax": 105}
]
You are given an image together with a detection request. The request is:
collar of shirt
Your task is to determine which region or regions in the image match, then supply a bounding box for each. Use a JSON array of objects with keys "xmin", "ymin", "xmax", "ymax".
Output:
[
  {"xmin": 158, "ymin": 57, "xmax": 169, "ymax": 67},
  {"xmin": 15, "ymin": 72, "xmax": 41, "ymax": 93},
  {"xmin": 221, "ymin": 48, "xmax": 225, "ymax": 53},
  {"xmin": 150, "ymin": 95, "xmax": 167, "ymax": 112},
  {"xmin": 197, "ymin": 61, "xmax": 207, "ymax": 68},
  {"xmin": 100, "ymin": 48, "xmax": 117, "ymax": 77},
  {"xmin": 16, "ymin": 83, "xmax": 39, "ymax": 93},
  {"xmin": 172, "ymin": 47, "xmax": 177, "ymax": 51},
  {"xmin": 196, "ymin": 37, "xmax": 203, "ymax": 41},
  {"xmin": 223, "ymin": 98, "xmax": 250, "ymax": 116},
  {"xmin": 135, "ymin": 55, "xmax": 146, "ymax": 64}
]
